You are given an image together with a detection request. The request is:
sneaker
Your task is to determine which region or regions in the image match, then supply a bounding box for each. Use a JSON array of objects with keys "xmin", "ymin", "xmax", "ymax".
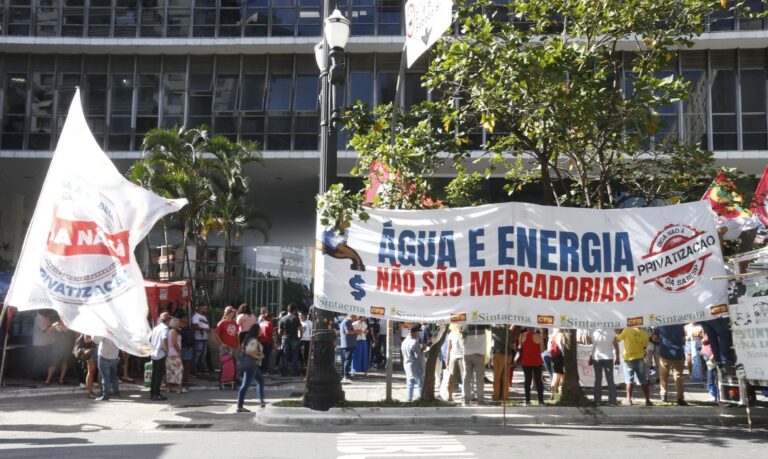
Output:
[
  {"xmin": 97, "ymin": 397, "xmax": 109, "ymax": 401},
  {"xmin": 676, "ymin": 399, "xmax": 688, "ymax": 406},
  {"xmin": 645, "ymin": 400, "xmax": 653, "ymax": 407},
  {"xmin": 341, "ymin": 377, "xmax": 352, "ymax": 384},
  {"xmin": 523, "ymin": 402, "xmax": 531, "ymax": 407},
  {"xmin": 462, "ymin": 402, "xmax": 471, "ymax": 407},
  {"xmin": 181, "ymin": 388, "xmax": 189, "ymax": 393},
  {"xmin": 236, "ymin": 407, "xmax": 251, "ymax": 413},
  {"xmin": 661, "ymin": 394, "xmax": 668, "ymax": 403},
  {"xmin": 151, "ymin": 394, "xmax": 168, "ymax": 401},
  {"xmin": 260, "ymin": 401, "xmax": 266, "ymax": 408}
]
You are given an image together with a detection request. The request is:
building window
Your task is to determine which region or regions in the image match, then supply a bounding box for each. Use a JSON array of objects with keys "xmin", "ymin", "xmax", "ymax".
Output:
[
  {"xmin": 213, "ymin": 56, "xmax": 240, "ymax": 138},
  {"xmin": 740, "ymin": 50, "xmax": 767, "ymax": 150},
  {"xmin": 349, "ymin": 0, "xmax": 375, "ymax": 36},
  {"xmin": 115, "ymin": 0, "xmax": 139, "ymax": 37},
  {"xmin": 84, "ymin": 56, "xmax": 109, "ymax": 147},
  {"xmin": 29, "ymin": 57, "xmax": 55, "ymax": 150},
  {"xmin": 109, "ymin": 57, "xmax": 135, "ymax": 151},
  {"xmin": 2, "ymin": 60, "xmax": 28, "ymax": 149},
  {"xmin": 136, "ymin": 58, "xmax": 160, "ymax": 147},
  {"xmin": 681, "ymin": 52, "xmax": 707, "ymax": 148},
  {"xmin": 36, "ymin": 0, "xmax": 59, "ymax": 36},
  {"xmin": 188, "ymin": 57, "xmax": 214, "ymax": 128},
  {"xmin": 89, "ymin": 0, "xmax": 113, "ymax": 37},
  {"xmin": 62, "ymin": 0, "xmax": 85, "ymax": 37},
  {"xmin": 162, "ymin": 56, "xmax": 186, "ymax": 128},
  {"xmin": 272, "ymin": 0, "xmax": 297, "ymax": 36},
  {"xmin": 709, "ymin": 1, "xmax": 734, "ymax": 32},
  {"xmin": 193, "ymin": 0, "xmax": 216, "ymax": 38},
  {"xmin": 711, "ymin": 51, "xmax": 737, "ymax": 150},
  {"xmin": 140, "ymin": 0, "xmax": 165, "ymax": 37},
  {"xmin": 298, "ymin": 0, "xmax": 322, "ymax": 36},
  {"xmin": 244, "ymin": 0, "xmax": 268, "ymax": 36},
  {"xmin": 377, "ymin": 0, "xmax": 401, "ymax": 35},
  {"xmin": 167, "ymin": 0, "xmax": 191, "ymax": 37},
  {"xmin": 219, "ymin": 0, "xmax": 243, "ymax": 37},
  {"xmin": 8, "ymin": 0, "xmax": 32, "ymax": 36}
]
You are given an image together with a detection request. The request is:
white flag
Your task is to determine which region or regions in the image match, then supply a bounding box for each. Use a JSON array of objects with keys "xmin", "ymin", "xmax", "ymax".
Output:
[{"xmin": 4, "ymin": 89, "xmax": 187, "ymax": 356}]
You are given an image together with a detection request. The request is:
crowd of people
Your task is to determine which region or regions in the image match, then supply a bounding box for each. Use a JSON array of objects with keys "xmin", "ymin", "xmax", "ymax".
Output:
[
  {"xmin": 27, "ymin": 304, "xmax": 733, "ymax": 410},
  {"xmin": 338, "ymin": 319, "xmax": 731, "ymax": 407}
]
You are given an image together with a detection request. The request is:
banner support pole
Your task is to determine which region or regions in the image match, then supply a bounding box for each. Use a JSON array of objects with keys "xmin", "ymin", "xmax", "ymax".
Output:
[{"xmin": 385, "ymin": 319, "xmax": 393, "ymax": 401}]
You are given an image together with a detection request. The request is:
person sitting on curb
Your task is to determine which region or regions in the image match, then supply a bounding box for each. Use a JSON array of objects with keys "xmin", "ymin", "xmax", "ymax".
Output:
[{"xmin": 617, "ymin": 326, "xmax": 653, "ymax": 406}]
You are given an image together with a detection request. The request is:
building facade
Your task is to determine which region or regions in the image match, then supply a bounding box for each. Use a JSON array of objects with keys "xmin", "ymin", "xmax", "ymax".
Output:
[{"xmin": 1, "ymin": 1, "xmax": 767, "ymax": 261}]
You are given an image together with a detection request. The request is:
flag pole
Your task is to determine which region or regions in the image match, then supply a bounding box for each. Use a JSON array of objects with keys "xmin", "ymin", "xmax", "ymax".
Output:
[{"xmin": 0, "ymin": 300, "xmax": 11, "ymax": 387}]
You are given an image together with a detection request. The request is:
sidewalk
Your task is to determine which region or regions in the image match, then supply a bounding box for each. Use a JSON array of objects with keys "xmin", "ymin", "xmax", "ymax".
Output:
[{"xmin": 2, "ymin": 367, "xmax": 766, "ymax": 429}]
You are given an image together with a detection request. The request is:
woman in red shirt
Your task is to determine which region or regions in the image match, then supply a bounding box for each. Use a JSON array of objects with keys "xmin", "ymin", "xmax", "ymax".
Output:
[
  {"xmin": 215, "ymin": 306, "xmax": 240, "ymax": 355},
  {"xmin": 518, "ymin": 328, "xmax": 546, "ymax": 406}
]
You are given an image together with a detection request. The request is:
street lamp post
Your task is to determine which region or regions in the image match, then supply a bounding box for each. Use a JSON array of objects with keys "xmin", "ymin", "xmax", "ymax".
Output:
[{"xmin": 304, "ymin": 2, "xmax": 350, "ymax": 411}]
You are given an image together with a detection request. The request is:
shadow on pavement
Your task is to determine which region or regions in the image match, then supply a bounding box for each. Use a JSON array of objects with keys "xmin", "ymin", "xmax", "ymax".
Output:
[
  {"xmin": 0, "ymin": 437, "xmax": 91, "ymax": 446},
  {"xmin": 0, "ymin": 423, "xmax": 111, "ymax": 434},
  {"xmin": 0, "ymin": 443, "xmax": 172, "ymax": 459}
]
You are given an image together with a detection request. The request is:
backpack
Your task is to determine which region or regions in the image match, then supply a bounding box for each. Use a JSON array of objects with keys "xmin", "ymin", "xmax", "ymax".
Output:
[{"xmin": 550, "ymin": 340, "xmax": 562, "ymax": 358}]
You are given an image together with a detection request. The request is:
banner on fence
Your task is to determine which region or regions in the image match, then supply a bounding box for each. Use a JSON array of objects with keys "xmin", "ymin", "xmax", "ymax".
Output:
[
  {"xmin": 314, "ymin": 201, "xmax": 729, "ymax": 327},
  {"xmin": 731, "ymin": 296, "xmax": 768, "ymax": 380}
]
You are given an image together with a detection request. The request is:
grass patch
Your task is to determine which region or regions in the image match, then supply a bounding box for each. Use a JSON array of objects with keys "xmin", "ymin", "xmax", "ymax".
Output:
[{"xmin": 271, "ymin": 399, "xmax": 456, "ymax": 408}]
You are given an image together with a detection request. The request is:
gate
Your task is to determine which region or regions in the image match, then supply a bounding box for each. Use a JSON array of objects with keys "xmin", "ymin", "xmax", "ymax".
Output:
[{"xmin": 239, "ymin": 265, "xmax": 282, "ymax": 316}]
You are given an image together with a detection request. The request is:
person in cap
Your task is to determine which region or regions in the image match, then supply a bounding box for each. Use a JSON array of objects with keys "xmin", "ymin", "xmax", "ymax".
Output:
[{"xmin": 401, "ymin": 323, "xmax": 426, "ymax": 402}]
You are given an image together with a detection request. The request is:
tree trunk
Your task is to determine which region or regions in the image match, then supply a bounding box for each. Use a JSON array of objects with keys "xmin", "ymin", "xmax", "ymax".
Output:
[
  {"xmin": 559, "ymin": 328, "xmax": 589, "ymax": 405},
  {"xmin": 221, "ymin": 228, "xmax": 231, "ymax": 306},
  {"xmin": 422, "ymin": 324, "xmax": 449, "ymax": 402}
]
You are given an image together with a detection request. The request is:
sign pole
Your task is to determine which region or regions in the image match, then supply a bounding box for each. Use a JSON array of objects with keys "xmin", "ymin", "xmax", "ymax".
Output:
[{"xmin": 386, "ymin": 319, "xmax": 393, "ymax": 401}]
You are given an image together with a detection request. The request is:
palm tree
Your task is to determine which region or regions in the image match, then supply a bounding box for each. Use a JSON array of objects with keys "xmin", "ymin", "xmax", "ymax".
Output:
[
  {"xmin": 204, "ymin": 135, "xmax": 270, "ymax": 305},
  {"xmin": 141, "ymin": 126, "xmax": 211, "ymax": 297}
]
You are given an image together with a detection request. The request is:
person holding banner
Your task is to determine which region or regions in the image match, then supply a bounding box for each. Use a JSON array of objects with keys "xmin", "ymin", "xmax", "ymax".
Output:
[
  {"xmin": 589, "ymin": 328, "xmax": 620, "ymax": 406},
  {"xmin": 518, "ymin": 328, "xmax": 546, "ymax": 406},
  {"xmin": 401, "ymin": 323, "xmax": 426, "ymax": 402},
  {"xmin": 617, "ymin": 327, "xmax": 653, "ymax": 406}
]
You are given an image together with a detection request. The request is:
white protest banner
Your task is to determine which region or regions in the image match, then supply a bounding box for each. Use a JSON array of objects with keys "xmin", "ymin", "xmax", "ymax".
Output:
[
  {"xmin": 731, "ymin": 297, "xmax": 768, "ymax": 380},
  {"xmin": 4, "ymin": 89, "xmax": 187, "ymax": 356},
  {"xmin": 314, "ymin": 201, "xmax": 728, "ymax": 327},
  {"xmin": 576, "ymin": 344, "xmax": 622, "ymax": 387},
  {"xmin": 405, "ymin": 0, "xmax": 453, "ymax": 68}
]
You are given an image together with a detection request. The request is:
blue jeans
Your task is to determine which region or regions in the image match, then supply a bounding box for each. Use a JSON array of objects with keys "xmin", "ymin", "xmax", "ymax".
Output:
[
  {"xmin": 700, "ymin": 318, "xmax": 733, "ymax": 365},
  {"xmin": 281, "ymin": 337, "xmax": 301, "ymax": 376},
  {"xmin": 237, "ymin": 357, "xmax": 265, "ymax": 408},
  {"xmin": 593, "ymin": 359, "xmax": 617, "ymax": 405},
  {"xmin": 342, "ymin": 347, "xmax": 355, "ymax": 378},
  {"xmin": 688, "ymin": 339, "xmax": 704, "ymax": 382},
  {"xmin": 97, "ymin": 356, "xmax": 119, "ymax": 399},
  {"xmin": 542, "ymin": 351, "xmax": 553, "ymax": 387},
  {"xmin": 704, "ymin": 355, "xmax": 719, "ymax": 401},
  {"xmin": 405, "ymin": 369, "xmax": 424, "ymax": 402},
  {"xmin": 623, "ymin": 358, "xmax": 647, "ymax": 385},
  {"xmin": 194, "ymin": 340, "xmax": 208, "ymax": 373}
]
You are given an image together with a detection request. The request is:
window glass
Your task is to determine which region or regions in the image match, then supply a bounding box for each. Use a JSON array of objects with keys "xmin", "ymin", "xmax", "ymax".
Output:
[
  {"xmin": 244, "ymin": 0, "xmax": 268, "ymax": 36},
  {"xmin": 193, "ymin": 0, "xmax": 216, "ymax": 37},
  {"xmin": 350, "ymin": 0, "xmax": 375, "ymax": 35},
  {"xmin": 294, "ymin": 75, "xmax": 319, "ymax": 111},
  {"xmin": 140, "ymin": 0, "xmax": 165, "ymax": 37},
  {"xmin": 741, "ymin": 69, "xmax": 767, "ymax": 150},
  {"xmin": 36, "ymin": 0, "xmax": 59, "ymax": 36},
  {"xmin": 267, "ymin": 116, "xmax": 292, "ymax": 150},
  {"xmin": 3, "ymin": 71, "xmax": 28, "ymax": 149},
  {"xmin": 711, "ymin": 69, "xmax": 737, "ymax": 150},
  {"xmin": 378, "ymin": 72, "xmax": 397, "ymax": 106},
  {"xmin": 298, "ymin": 3, "xmax": 322, "ymax": 36},
  {"xmin": 188, "ymin": 58, "xmax": 214, "ymax": 128},
  {"xmin": 63, "ymin": 1, "xmax": 85, "ymax": 37},
  {"xmin": 740, "ymin": 0, "xmax": 764, "ymax": 30},
  {"xmin": 709, "ymin": 1, "xmax": 734, "ymax": 31},
  {"xmin": 242, "ymin": 75, "xmax": 266, "ymax": 111},
  {"xmin": 8, "ymin": 1, "xmax": 32, "ymax": 36},
  {"xmin": 162, "ymin": 56, "xmax": 187, "ymax": 128},
  {"xmin": 168, "ymin": 0, "xmax": 191, "ymax": 37},
  {"xmin": 115, "ymin": 0, "xmax": 138, "ymax": 37},
  {"xmin": 294, "ymin": 115, "xmax": 318, "ymax": 149},
  {"xmin": 272, "ymin": 4, "xmax": 296, "ymax": 36},
  {"xmin": 350, "ymin": 72, "xmax": 374, "ymax": 106},
  {"xmin": 404, "ymin": 73, "xmax": 426, "ymax": 108},
  {"xmin": 268, "ymin": 75, "xmax": 292, "ymax": 111},
  {"xmin": 88, "ymin": 2, "xmax": 112, "ymax": 37},
  {"xmin": 219, "ymin": 0, "xmax": 243, "ymax": 37},
  {"xmin": 377, "ymin": 0, "xmax": 401, "ymax": 35}
]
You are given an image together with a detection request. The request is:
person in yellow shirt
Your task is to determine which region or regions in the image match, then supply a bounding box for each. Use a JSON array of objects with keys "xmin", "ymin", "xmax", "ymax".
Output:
[{"xmin": 616, "ymin": 327, "xmax": 653, "ymax": 406}]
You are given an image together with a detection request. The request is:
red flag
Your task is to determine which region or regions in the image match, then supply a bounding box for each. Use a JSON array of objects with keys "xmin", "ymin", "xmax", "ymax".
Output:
[
  {"xmin": 752, "ymin": 166, "xmax": 768, "ymax": 228},
  {"xmin": 702, "ymin": 170, "xmax": 760, "ymax": 240}
]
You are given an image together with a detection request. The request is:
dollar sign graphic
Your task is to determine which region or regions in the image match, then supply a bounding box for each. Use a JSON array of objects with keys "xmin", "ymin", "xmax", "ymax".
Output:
[{"xmin": 349, "ymin": 275, "xmax": 366, "ymax": 301}]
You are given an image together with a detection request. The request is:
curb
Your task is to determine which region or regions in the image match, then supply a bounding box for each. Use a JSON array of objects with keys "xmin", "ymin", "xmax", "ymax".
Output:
[{"xmin": 254, "ymin": 405, "xmax": 767, "ymax": 427}]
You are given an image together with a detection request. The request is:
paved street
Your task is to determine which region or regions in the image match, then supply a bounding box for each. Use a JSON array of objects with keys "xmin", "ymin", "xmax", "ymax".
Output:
[{"xmin": 1, "ymin": 370, "xmax": 766, "ymax": 458}]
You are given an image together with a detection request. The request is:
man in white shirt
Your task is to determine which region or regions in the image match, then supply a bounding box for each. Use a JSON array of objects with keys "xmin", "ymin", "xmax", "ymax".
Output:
[
  {"xmin": 445, "ymin": 325, "xmax": 464, "ymax": 402},
  {"xmin": 191, "ymin": 305, "xmax": 211, "ymax": 374},
  {"xmin": 461, "ymin": 325, "xmax": 490, "ymax": 406},
  {"xmin": 590, "ymin": 328, "xmax": 620, "ymax": 406},
  {"xmin": 149, "ymin": 312, "xmax": 171, "ymax": 401},
  {"xmin": 299, "ymin": 312, "xmax": 312, "ymax": 369},
  {"xmin": 94, "ymin": 336, "xmax": 120, "ymax": 401}
]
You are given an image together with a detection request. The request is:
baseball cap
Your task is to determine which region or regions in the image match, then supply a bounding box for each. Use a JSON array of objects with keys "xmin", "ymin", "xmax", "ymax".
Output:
[{"xmin": 410, "ymin": 323, "xmax": 422, "ymax": 332}]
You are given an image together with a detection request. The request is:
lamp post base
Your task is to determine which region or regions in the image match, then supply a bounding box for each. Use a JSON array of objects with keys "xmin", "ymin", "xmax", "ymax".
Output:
[{"xmin": 303, "ymin": 310, "xmax": 344, "ymax": 411}]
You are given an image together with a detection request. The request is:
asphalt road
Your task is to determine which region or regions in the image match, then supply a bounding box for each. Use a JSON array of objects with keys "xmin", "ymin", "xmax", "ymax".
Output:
[{"xmin": 0, "ymin": 425, "xmax": 766, "ymax": 458}]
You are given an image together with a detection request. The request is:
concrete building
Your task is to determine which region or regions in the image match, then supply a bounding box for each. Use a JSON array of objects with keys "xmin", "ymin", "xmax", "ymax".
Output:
[{"xmin": 0, "ymin": 1, "xmax": 767, "ymax": 266}]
